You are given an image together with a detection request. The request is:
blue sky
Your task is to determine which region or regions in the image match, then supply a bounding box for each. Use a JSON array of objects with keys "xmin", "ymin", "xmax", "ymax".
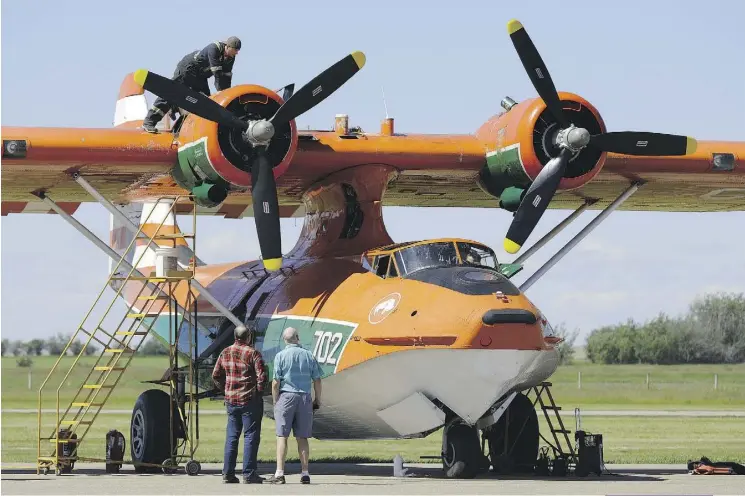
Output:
[{"xmin": 2, "ymin": 0, "xmax": 744, "ymax": 344}]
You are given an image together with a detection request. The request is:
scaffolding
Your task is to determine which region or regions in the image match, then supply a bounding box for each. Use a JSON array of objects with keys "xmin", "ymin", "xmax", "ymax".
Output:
[{"xmin": 36, "ymin": 196, "xmax": 202, "ymax": 475}]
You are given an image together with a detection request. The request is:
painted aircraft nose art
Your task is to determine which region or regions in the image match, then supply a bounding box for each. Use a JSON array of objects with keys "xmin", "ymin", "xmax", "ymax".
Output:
[{"xmin": 369, "ymin": 292, "xmax": 401, "ymax": 324}]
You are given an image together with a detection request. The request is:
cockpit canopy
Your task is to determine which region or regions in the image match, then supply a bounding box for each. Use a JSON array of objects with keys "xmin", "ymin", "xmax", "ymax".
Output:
[{"xmin": 362, "ymin": 239, "xmax": 500, "ymax": 279}]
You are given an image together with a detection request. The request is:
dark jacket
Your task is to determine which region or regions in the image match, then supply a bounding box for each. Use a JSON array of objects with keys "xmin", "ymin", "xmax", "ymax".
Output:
[{"xmin": 178, "ymin": 41, "xmax": 236, "ymax": 92}]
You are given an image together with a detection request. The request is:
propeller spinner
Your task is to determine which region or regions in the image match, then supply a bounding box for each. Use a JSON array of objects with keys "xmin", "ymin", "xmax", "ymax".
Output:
[
  {"xmin": 502, "ymin": 20, "xmax": 697, "ymax": 254},
  {"xmin": 133, "ymin": 51, "xmax": 366, "ymax": 270}
]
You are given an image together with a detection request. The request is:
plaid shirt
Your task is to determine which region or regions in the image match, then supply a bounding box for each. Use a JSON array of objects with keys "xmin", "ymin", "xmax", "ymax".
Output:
[{"xmin": 212, "ymin": 341, "xmax": 267, "ymax": 405}]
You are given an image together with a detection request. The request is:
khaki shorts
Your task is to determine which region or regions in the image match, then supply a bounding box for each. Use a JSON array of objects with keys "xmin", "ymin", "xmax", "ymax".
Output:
[{"xmin": 274, "ymin": 392, "xmax": 313, "ymax": 438}]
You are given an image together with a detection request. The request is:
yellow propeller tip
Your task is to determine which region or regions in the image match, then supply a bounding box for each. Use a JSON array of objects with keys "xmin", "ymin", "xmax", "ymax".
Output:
[
  {"xmin": 352, "ymin": 51, "xmax": 366, "ymax": 69},
  {"xmin": 133, "ymin": 69, "xmax": 148, "ymax": 87},
  {"xmin": 686, "ymin": 137, "xmax": 697, "ymax": 155},
  {"xmin": 507, "ymin": 19, "xmax": 523, "ymax": 35},
  {"xmin": 263, "ymin": 258, "xmax": 282, "ymax": 271},
  {"xmin": 504, "ymin": 239, "xmax": 521, "ymax": 254}
]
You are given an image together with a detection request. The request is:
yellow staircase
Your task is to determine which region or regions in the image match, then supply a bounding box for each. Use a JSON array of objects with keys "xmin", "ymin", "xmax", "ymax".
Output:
[
  {"xmin": 527, "ymin": 381, "xmax": 578, "ymax": 470},
  {"xmin": 36, "ymin": 196, "xmax": 199, "ymax": 475}
]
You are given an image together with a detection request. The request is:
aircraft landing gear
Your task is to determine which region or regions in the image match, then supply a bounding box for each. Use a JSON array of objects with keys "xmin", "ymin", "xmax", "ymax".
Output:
[
  {"xmin": 441, "ymin": 420, "xmax": 489, "ymax": 479},
  {"xmin": 482, "ymin": 392, "xmax": 540, "ymax": 474}
]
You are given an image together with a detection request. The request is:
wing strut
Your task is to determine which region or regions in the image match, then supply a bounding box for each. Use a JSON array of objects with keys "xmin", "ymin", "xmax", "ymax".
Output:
[
  {"xmin": 71, "ymin": 173, "xmax": 243, "ymax": 328},
  {"xmin": 517, "ymin": 181, "xmax": 643, "ymax": 292},
  {"xmin": 513, "ymin": 198, "xmax": 598, "ymax": 265}
]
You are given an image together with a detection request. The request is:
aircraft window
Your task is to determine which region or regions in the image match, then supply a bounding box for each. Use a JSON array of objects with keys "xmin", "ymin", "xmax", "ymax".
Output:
[
  {"xmin": 375, "ymin": 255, "xmax": 391, "ymax": 278},
  {"xmin": 396, "ymin": 242, "xmax": 458, "ymax": 275},
  {"xmin": 457, "ymin": 242, "xmax": 499, "ymax": 270},
  {"xmin": 712, "ymin": 153, "xmax": 735, "ymax": 171}
]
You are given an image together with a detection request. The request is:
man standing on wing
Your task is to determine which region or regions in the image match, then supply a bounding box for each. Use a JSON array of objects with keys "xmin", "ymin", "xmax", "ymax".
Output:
[{"xmin": 267, "ymin": 327, "xmax": 322, "ymax": 484}]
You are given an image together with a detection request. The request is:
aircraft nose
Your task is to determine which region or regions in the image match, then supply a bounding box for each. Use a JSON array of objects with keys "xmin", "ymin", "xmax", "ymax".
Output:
[{"xmin": 470, "ymin": 308, "xmax": 544, "ymax": 350}]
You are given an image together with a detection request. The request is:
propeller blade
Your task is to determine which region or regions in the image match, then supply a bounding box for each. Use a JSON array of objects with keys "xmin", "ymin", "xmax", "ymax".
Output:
[
  {"xmin": 504, "ymin": 148, "xmax": 572, "ymax": 254},
  {"xmin": 250, "ymin": 147, "xmax": 282, "ymax": 271},
  {"xmin": 589, "ymin": 132, "xmax": 697, "ymax": 156},
  {"xmin": 133, "ymin": 69, "xmax": 248, "ymax": 130},
  {"xmin": 270, "ymin": 51, "xmax": 366, "ymax": 128},
  {"xmin": 507, "ymin": 20, "xmax": 569, "ymax": 129}
]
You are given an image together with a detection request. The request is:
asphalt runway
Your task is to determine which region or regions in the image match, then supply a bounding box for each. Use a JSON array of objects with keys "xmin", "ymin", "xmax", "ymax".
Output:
[
  {"xmin": 1, "ymin": 462, "xmax": 743, "ymax": 495},
  {"xmin": 6, "ymin": 408, "xmax": 745, "ymax": 417}
]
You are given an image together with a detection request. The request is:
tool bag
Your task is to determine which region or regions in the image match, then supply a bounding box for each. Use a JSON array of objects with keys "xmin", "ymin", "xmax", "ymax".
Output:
[
  {"xmin": 688, "ymin": 456, "xmax": 745, "ymax": 475},
  {"xmin": 105, "ymin": 429, "xmax": 126, "ymax": 473}
]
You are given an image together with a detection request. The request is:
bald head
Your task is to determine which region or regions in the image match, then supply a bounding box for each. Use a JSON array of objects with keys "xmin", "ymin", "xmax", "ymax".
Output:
[
  {"xmin": 282, "ymin": 327, "xmax": 299, "ymax": 344},
  {"xmin": 234, "ymin": 325, "xmax": 250, "ymax": 342}
]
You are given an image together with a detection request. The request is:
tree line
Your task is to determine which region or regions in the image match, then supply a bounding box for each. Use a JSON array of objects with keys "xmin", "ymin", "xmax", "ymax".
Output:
[
  {"xmin": 1, "ymin": 333, "xmax": 168, "ymax": 364},
  {"xmin": 585, "ymin": 292, "xmax": 745, "ymax": 365}
]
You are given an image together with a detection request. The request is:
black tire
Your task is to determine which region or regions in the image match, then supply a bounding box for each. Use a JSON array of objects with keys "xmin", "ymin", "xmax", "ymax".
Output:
[
  {"xmin": 185, "ymin": 460, "xmax": 201, "ymax": 476},
  {"xmin": 131, "ymin": 389, "xmax": 181, "ymax": 473},
  {"xmin": 485, "ymin": 392, "xmax": 539, "ymax": 474},
  {"xmin": 442, "ymin": 423, "xmax": 482, "ymax": 479}
]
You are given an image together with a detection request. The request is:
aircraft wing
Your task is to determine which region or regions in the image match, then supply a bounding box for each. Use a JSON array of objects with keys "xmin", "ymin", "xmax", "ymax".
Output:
[
  {"xmin": 288, "ymin": 130, "xmax": 745, "ymax": 213},
  {"xmin": 2, "ymin": 124, "xmax": 744, "ymax": 217}
]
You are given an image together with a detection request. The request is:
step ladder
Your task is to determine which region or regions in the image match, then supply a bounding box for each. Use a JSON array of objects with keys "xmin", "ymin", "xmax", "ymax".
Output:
[
  {"xmin": 36, "ymin": 196, "xmax": 199, "ymax": 475},
  {"xmin": 526, "ymin": 381, "xmax": 578, "ymax": 469}
]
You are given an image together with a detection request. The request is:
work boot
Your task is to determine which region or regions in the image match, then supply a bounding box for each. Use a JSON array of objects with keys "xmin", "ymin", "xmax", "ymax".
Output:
[
  {"xmin": 242, "ymin": 473, "xmax": 264, "ymax": 484},
  {"xmin": 222, "ymin": 474, "xmax": 239, "ymax": 483},
  {"xmin": 142, "ymin": 122, "xmax": 158, "ymax": 133}
]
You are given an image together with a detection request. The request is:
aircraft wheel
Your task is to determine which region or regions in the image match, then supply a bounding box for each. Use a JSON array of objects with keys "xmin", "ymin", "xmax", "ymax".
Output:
[
  {"xmin": 442, "ymin": 422, "xmax": 483, "ymax": 479},
  {"xmin": 131, "ymin": 389, "xmax": 177, "ymax": 473}
]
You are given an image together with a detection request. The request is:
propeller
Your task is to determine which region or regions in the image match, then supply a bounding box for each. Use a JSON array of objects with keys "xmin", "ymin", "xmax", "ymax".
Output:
[
  {"xmin": 133, "ymin": 51, "xmax": 366, "ymax": 270},
  {"xmin": 502, "ymin": 20, "xmax": 697, "ymax": 254}
]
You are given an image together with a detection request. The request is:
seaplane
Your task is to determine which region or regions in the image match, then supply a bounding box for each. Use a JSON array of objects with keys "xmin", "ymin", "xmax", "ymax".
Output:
[{"xmin": 2, "ymin": 19, "xmax": 743, "ymax": 478}]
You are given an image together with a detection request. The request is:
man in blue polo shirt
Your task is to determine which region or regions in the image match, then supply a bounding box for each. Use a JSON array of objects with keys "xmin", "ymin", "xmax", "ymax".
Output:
[{"xmin": 267, "ymin": 327, "xmax": 322, "ymax": 484}]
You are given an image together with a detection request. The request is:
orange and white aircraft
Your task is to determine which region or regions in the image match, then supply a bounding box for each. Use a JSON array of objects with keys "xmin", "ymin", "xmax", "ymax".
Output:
[{"xmin": 3, "ymin": 20, "xmax": 744, "ymax": 477}]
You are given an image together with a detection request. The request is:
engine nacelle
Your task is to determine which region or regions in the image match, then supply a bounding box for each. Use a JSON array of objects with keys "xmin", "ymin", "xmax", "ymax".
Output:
[
  {"xmin": 475, "ymin": 91, "xmax": 607, "ymax": 211},
  {"xmin": 173, "ymin": 85, "xmax": 298, "ymax": 207}
]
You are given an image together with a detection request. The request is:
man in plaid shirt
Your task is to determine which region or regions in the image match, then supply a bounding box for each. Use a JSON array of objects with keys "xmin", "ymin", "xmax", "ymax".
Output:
[{"xmin": 212, "ymin": 324, "xmax": 267, "ymax": 484}]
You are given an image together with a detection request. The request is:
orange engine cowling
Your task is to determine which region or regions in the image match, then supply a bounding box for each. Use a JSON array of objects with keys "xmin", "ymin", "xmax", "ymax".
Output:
[
  {"xmin": 172, "ymin": 84, "xmax": 298, "ymax": 207},
  {"xmin": 475, "ymin": 91, "xmax": 607, "ymax": 211}
]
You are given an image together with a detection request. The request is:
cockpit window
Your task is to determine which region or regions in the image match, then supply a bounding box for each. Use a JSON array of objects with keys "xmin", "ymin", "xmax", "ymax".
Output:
[
  {"xmin": 396, "ymin": 242, "xmax": 459, "ymax": 275},
  {"xmin": 364, "ymin": 240, "xmax": 500, "ymax": 279},
  {"xmin": 456, "ymin": 242, "xmax": 499, "ymax": 270}
]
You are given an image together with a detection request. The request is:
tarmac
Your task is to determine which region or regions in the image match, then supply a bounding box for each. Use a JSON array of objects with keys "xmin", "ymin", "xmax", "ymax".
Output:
[
  {"xmin": 6, "ymin": 408, "xmax": 745, "ymax": 416},
  {"xmin": 1, "ymin": 462, "xmax": 743, "ymax": 495}
]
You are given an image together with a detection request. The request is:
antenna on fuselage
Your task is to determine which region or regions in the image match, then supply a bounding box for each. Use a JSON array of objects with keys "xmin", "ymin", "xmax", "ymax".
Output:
[{"xmin": 382, "ymin": 85, "xmax": 389, "ymax": 119}]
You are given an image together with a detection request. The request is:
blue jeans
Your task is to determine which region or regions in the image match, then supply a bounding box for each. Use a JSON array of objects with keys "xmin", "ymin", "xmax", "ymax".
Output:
[{"xmin": 223, "ymin": 396, "xmax": 263, "ymax": 477}]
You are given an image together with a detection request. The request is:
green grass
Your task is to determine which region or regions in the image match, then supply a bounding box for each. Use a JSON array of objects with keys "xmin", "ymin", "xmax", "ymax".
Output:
[
  {"xmin": 549, "ymin": 361, "xmax": 745, "ymax": 409},
  {"xmin": 4, "ymin": 355, "xmax": 744, "ymax": 412},
  {"xmin": 3, "ymin": 355, "xmax": 745, "ymax": 465},
  {"xmin": 3, "ymin": 413, "xmax": 743, "ymax": 465}
]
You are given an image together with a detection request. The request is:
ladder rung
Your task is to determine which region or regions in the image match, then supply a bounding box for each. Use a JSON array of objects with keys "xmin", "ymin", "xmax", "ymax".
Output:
[
  {"xmin": 115, "ymin": 331, "xmax": 148, "ymax": 336},
  {"xmin": 105, "ymin": 348, "xmax": 134, "ymax": 353},
  {"xmin": 59, "ymin": 420, "xmax": 93, "ymax": 425},
  {"xmin": 138, "ymin": 295, "xmax": 168, "ymax": 300},
  {"xmin": 543, "ymin": 406, "xmax": 561, "ymax": 410},
  {"xmin": 127, "ymin": 313, "xmax": 147, "ymax": 318},
  {"xmin": 46, "ymin": 438, "xmax": 82, "ymax": 443},
  {"xmin": 83, "ymin": 384, "xmax": 114, "ymax": 389},
  {"xmin": 153, "ymin": 233, "xmax": 194, "ymax": 239},
  {"xmin": 94, "ymin": 366, "xmax": 125, "ymax": 371},
  {"xmin": 38, "ymin": 456, "xmax": 58, "ymax": 461},
  {"xmin": 552, "ymin": 429, "xmax": 570, "ymax": 434}
]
